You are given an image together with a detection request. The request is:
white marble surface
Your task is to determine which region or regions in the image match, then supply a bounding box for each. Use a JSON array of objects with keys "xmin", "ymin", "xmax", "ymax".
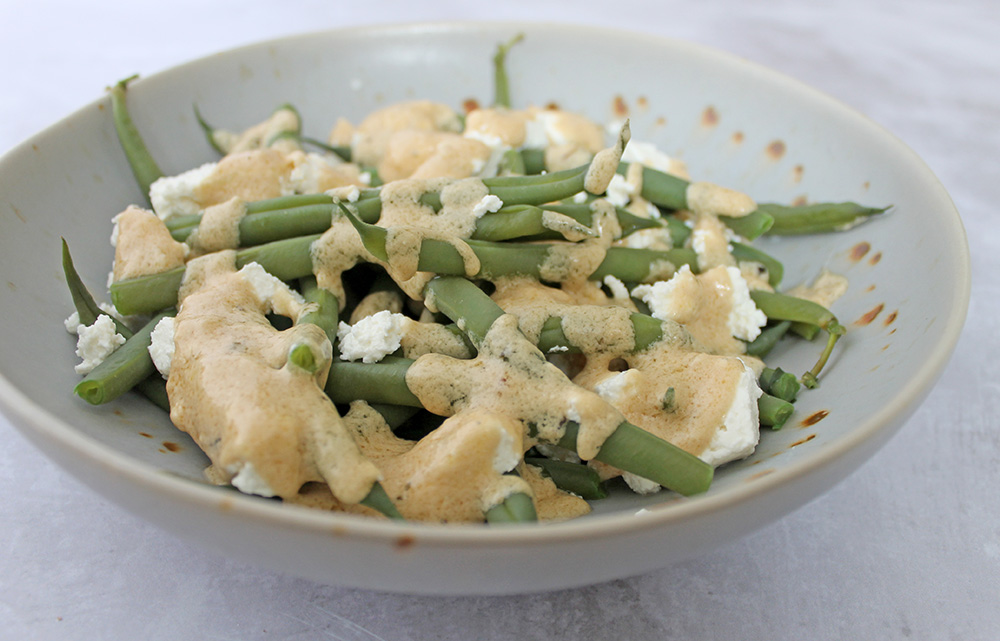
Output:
[{"xmin": 1, "ymin": 1, "xmax": 997, "ymax": 639}]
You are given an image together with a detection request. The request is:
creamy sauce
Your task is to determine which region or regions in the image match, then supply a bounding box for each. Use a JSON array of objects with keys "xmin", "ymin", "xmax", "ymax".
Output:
[
  {"xmin": 168, "ymin": 253, "xmax": 379, "ymax": 503},
  {"xmin": 112, "ymin": 206, "xmax": 187, "ymax": 281}
]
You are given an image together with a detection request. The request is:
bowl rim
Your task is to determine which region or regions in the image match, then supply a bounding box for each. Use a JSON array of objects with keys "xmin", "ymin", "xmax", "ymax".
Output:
[{"xmin": 0, "ymin": 20, "xmax": 972, "ymax": 547}]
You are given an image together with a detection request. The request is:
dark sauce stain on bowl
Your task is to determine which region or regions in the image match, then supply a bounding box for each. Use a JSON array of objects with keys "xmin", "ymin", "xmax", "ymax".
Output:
[
  {"xmin": 801, "ymin": 410, "xmax": 829, "ymax": 427},
  {"xmin": 7, "ymin": 281, "xmax": 15, "ymax": 292},
  {"xmin": 731, "ymin": 131, "xmax": 745, "ymax": 144},
  {"xmin": 855, "ymin": 303, "xmax": 885, "ymax": 326},
  {"xmin": 766, "ymin": 140, "xmax": 786, "ymax": 160},
  {"xmin": 701, "ymin": 106, "xmax": 719, "ymax": 127},
  {"xmin": 884, "ymin": 309, "xmax": 898, "ymax": 326},
  {"xmin": 396, "ymin": 535, "xmax": 416, "ymax": 551},
  {"xmin": 462, "ymin": 98, "xmax": 480, "ymax": 114},
  {"xmin": 792, "ymin": 164, "xmax": 804, "ymax": 183},
  {"xmin": 544, "ymin": 101, "xmax": 560, "ymax": 111},
  {"xmin": 791, "ymin": 195, "xmax": 809, "ymax": 207},
  {"xmin": 612, "ymin": 95, "xmax": 629, "ymax": 118},
  {"xmin": 330, "ymin": 525, "xmax": 348, "ymax": 537},
  {"xmin": 790, "ymin": 434, "xmax": 817, "ymax": 448},
  {"xmin": 869, "ymin": 252, "xmax": 882, "ymax": 266},
  {"xmin": 636, "ymin": 96, "xmax": 649, "ymax": 110},
  {"xmin": 218, "ymin": 497, "xmax": 234, "ymax": 513},
  {"xmin": 747, "ymin": 468, "xmax": 775, "ymax": 482},
  {"xmin": 12, "ymin": 206, "xmax": 26, "ymax": 223},
  {"xmin": 139, "ymin": 432, "xmax": 153, "ymax": 439},
  {"xmin": 866, "ymin": 284, "xmax": 876, "ymax": 293},
  {"xmin": 654, "ymin": 116, "xmax": 667, "ymax": 128},
  {"xmin": 850, "ymin": 242, "xmax": 871, "ymax": 261},
  {"xmin": 162, "ymin": 441, "xmax": 182, "ymax": 453},
  {"xmin": 32, "ymin": 144, "xmax": 39, "ymax": 153}
]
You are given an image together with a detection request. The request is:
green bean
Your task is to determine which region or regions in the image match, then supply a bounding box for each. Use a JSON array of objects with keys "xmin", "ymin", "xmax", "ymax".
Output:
[
  {"xmin": 719, "ymin": 209, "xmax": 775, "ymax": 240},
  {"xmin": 745, "ymin": 320, "xmax": 792, "ymax": 358},
  {"xmin": 326, "ymin": 357, "xmax": 421, "ymax": 406},
  {"xmin": 497, "ymin": 148, "xmax": 526, "ymax": 175},
  {"xmin": 519, "ymin": 148, "xmax": 546, "ymax": 175},
  {"xmin": 750, "ymin": 290, "xmax": 845, "ymax": 387},
  {"xmin": 557, "ymin": 421, "xmax": 712, "ymax": 496},
  {"xmin": 299, "ymin": 276, "xmax": 339, "ymax": 346},
  {"xmin": 485, "ymin": 491, "xmax": 537, "ymax": 524},
  {"xmin": 193, "ymin": 104, "xmax": 227, "ymax": 155},
  {"xmin": 618, "ymin": 162, "xmax": 689, "ymax": 210},
  {"xmin": 74, "ymin": 310, "xmax": 173, "ymax": 406},
  {"xmin": 111, "ymin": 234, "xmax": 320, "ymax": 316},
  {"xmin": 286, "ymin": 342, "xmax": 323, "ymax": 374},
  {"xmin": 758, "ymin": 367, "xmax": 800, "ymax": 403},
  {"xmin": 110, "ymin": 76, "xmax": 163, "ymax": 202},
  {"xmin": 757, "ymin": 202, "xmax": 891, "ymax": 235},
  {"xmin": 359, "ymin": 481, "xmax": 405, "ymax": 520},
  {"xmin": 758, "ymin": 393, "xmax": 794, "ymax": 429},
  {"xmin": 63, "ymin": 239, "xmax": 170, "ymax": 409},
  {"xmin": 492, "ymin": 33, "xmax": 524, "ymax": 109},
  {"xmin": 535, "ymin": 312, "xmax": 672, "ymax": 355},
  {"xmin": 731, "ymin": 241, "xmax": 784, "ymax": 287},
  {"xmin": 524, "ymin": 456, "xmax": 608, "ymax": 500}
]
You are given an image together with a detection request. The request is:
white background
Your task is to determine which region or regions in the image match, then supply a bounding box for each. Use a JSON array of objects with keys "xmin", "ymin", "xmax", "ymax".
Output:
[{"xmin": 2, "ymin": 1, "xmax": 998, "ymax": 639}]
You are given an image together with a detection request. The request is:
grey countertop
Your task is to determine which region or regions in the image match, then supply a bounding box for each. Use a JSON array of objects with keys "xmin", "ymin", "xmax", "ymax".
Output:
[{"xmin": 2, "ymin": 1, "xmax": 997, "ymax": 639}]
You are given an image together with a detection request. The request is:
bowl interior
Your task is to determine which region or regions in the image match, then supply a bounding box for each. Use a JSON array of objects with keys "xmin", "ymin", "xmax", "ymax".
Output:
[{"xmin": 0, "ymin": 23, "xmax": 968, "ymax": 542}]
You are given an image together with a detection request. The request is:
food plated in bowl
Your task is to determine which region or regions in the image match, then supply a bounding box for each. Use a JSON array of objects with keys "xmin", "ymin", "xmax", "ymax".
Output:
[{"xmin": 0, "ymin": 22, "xmax": 969, "ymax": 593}]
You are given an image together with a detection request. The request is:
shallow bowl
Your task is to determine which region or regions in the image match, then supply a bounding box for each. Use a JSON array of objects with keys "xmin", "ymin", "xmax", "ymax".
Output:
[{"xmin": 0, "ymin": 22, "xmax": 969, "ymax": 594}]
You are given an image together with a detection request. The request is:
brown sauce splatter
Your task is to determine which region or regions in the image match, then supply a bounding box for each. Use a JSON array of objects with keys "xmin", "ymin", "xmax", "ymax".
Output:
[
  {"xmin": 218, "ymin": 497, "xmax": 234, "ymax": 512},
  {"xmin": 32, "ymin": 144, "xmax": 39, "ymax": 152},
  {"xmin": 654, "ymin": 116, "xmax": 667, "ymax": 127},
  {"xmin": 791, "ymin": 195, "xmax": 808, "ymax": 207},
  {"xmin": 396, "ymin": 535, "xmax": 416, "ymax": 550},
  {"xmin": 731, "ymin": 131, "xmax": 745, "ymax": 144},
  {"xmin": 612, "ymin": 95, "xmax": 628, "ymax": 118},
  {"xmin": 869, "ymin": 252, "xmax": 882, "ymax": 266},
  {"xmin": 701, "ymin": 106, "xmax": 719, "ymax": 127},
  {"xmin": 766, "ymin": 140, "xmax": 786, "ymax": 160},
  {"xmin": 863, "ymin": 180, "xmax": 871, "ymax": 190},
  {"xmin": 865, "ymin": 284, "xmax": 876, "ymax": 293},
  {"xmin": 113, "ymin": 409, "xmax": 124, "ymax": 416},
  {"xmin": 162, "ymin": 441, "xmax": 182, "ymax": 452},
  {"xmin": 790, "ymin": 434, "xmax": 817, "ymax": 447},
  {"xmin": 801, "ymin": 410, "xmax": 829, "ymax": 426},
  {"xmin": 855, "ymin": 303, "xmax": 885, "ymax": 326},
  {"xmin": 636, "ymin": 96, "xmax": 649, "ymax": 110},
  {"xmin": 6, "ymin": 281, "xmax": 14, "ymax": 292},
  {"xmin": 747, "ymin": 469, "xmax": 775, "ymax": 481},
  {"xmin": 12, "ymin": 206, "xmax": 26, "ymax": 223},
  {"xmin": 139, "ymin": 432, "xmax": 153, "ymax": 439},
  {"xmin": 888, "ymin": 328, "xmax": 897, "ymax": 335},
  {"xmin": 544, "ymin": 101, "xmax": 560, "ymax": 111},
  {"xmin": 462, "ymin": 98, "xmax": 480, "ymax": 114},
  {"xmin": 850, "ymin": 242, "xmax": 871, "ymax": 261},
  {"xmin": 792, "ymin": 164, "xmax": 804, "ymax": 182},
  {"xmin": 884, "ymin": 310, "xmax": 898, "ymax": 326}
]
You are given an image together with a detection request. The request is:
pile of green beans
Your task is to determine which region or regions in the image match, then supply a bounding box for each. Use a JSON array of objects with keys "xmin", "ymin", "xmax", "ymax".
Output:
[{"xmin": 65, "ymin": 39, "xmax": 890, "ymax": 525}]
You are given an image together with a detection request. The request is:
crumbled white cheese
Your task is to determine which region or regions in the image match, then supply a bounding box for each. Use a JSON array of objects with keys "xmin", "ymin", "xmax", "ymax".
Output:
[
  {"xmin": 149, "ymin": 162, "xmax": 217, "ymax": 220},
  {"xmin": 237, "ymin": 262, "xmax": 306, "ymax": 317},
  {"xmin": 592, "ymin": 369, "xmax": 643, "ymax": 404},
  {"xmin": 622, "ymin": 227, "xmax": 673, "ymax": 251},
  {"xmin": 229, "ymin": 462, "xmax": 276, "ymax": 497},
  {"xmin": 699, "ymin": 362, "xmax": 762, "ymax": 467},
  {"xmin": 572, "ymin": 191, "xmax": 589, "ymax": 204},
  {"xmin": 605, "ymin": 173, "xmax": 636, "ymax": 207},
  {"xmin": 283, "ymin": 152, "xmax": 343, "ymax": 195},
  {"xmin": 622, "ymin": 471, "xmax": 662, "ymax": 495},
  {"xmin": 621, "ymin": 140, "xmax": 677, "ymax": 175},
  {"xmin": 631, "ymin": 264, "xmax": 700, "ymax": 325},
  {"xmin": 471, "ymin": 194, "xmax": 503, "ymax": 218},
  {"xmin": 74, "ymin": 314, "xmax": 126, "ymax": 375},
  {"xmin": 327, "ymin": 184, "xmax": 361, "ymax": 203},
  {"xmin": 493, "ymin": 424, "xmax": 521, "ymax": 473},
  {"xmin": 725, "ymin": 266, "xmax": 767, "ymax": 342},
  {"xmin": 523, "ymin": 117, "xmax": 550, "ymax": 148},
  {"xmin": 602, "ymin": 274, "xmax": 631, "ymax": 300},
  {"xmin": 336, "ymin": 310, "xmax": 408, "ymax": 363},
  {"xmin": 64, "ymin": 312, "xmax": 81, "ymax": 334},
  {"xmin": 148, "ymin": 316, "xmax": 176, "ymax": 379}
]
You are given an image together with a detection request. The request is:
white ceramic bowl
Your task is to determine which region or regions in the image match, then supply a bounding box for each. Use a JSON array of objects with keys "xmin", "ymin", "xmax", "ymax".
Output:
[{"xmin": 0, "ymin": 22, "xmax": 969, "ymax": 595}]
